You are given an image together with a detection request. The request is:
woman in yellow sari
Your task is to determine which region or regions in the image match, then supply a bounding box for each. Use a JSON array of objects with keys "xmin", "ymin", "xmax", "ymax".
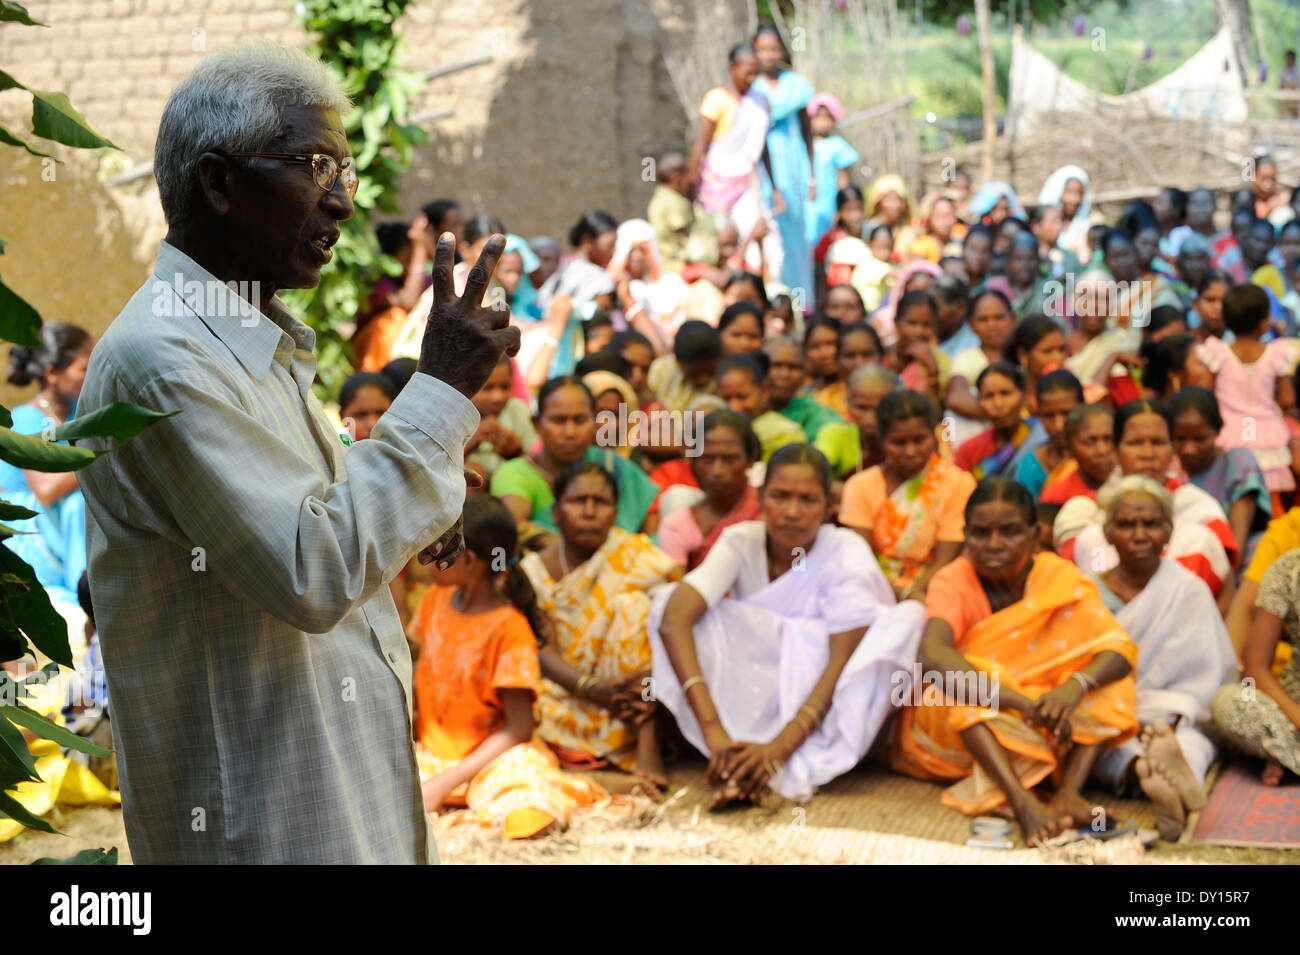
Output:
[
  {"xmin": 892, "ymin": 477, "xmax": 1139, "ymax": 845},
  {"xmin": 520, "ymin": 460, "xmax": 683, "ymax": 792}
]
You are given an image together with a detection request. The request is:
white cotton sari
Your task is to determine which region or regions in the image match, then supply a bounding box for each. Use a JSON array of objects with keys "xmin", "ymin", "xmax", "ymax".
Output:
[
  {"xmin": 647, "ymin": 521, "xmax": 926, "ymax": 802},
  {"xmin": 1089, "ymin": 559, "xmax": 1237, "ymax": 787}
]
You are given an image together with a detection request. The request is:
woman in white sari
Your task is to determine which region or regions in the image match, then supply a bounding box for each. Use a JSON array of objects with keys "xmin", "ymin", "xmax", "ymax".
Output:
[
  {"xmin": 1086, "ymin": 476, "xmax": 1237, "ymax": 840},
  {"xmin": 649, "ymin": 443, "xmax": 925, "ymax": 808}
]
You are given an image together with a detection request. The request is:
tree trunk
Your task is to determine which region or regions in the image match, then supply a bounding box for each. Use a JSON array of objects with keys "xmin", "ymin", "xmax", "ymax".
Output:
[
  {"xmin": 975, "ymin": 0, "xmax": 996, "ymax": 182},
  {"xmin": 1214, "ymin": 0, "xmax": 1254, "ymax": 90}
]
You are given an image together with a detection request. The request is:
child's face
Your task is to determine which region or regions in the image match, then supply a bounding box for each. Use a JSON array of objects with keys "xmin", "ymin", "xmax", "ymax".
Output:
[
  {"xmin": 1197, "ymin": 281, "xmax": 1227, "ymax": 329},
  {"xmin": 969, "ymin": 295, "xmax": 1014, "ymax": 349},
  {"xmin": 717, "ymin": 225, "xmax": 740, "ymax": 263},
  {"xmin": 1032, "ymin": 207, "xmax": 1064, "ymax": 248},
  {"xmin": 473, "ymin": 361, "xmax": 513, "ymax": 418},
  {"xmin": 811, "ymin": 107, "xmax": 836, "ymax": 137},
  {"xmin": 869, "ymin": 228, "xmax": 894, "ymax": 260},
  {"xmin": 1134, "ymin": 227, "xmax": 1160, "ymax": 270},
  {"xmin": 682, "ymin": 358, "xmax": 719, "ymax": 390},
  {"xmin": 340, "ymin": 385, "xmax": 392, "ymax": 442},
  {"xmin": 928, "ymin": 199, "xmax": 957, "ymax": 239},
  {"xmin": 881, "ymin": 415, "xmax": 934, "ymax": 480},
  {"xmin": 1007, "ymin": 242, "xmax": 1040, "ymax": 288},
  {"xmin": 620, "ymin": 343, "xmax": 653, "ymax": 394},
  {"xmin": 430, "ymin": 548, "xmax": 477, "ymax": 588},
  {"xmin": 824, "ymin": 285, "xmax": 866, "ymax": 323},
  {"xmin": 496, "ymin": 250, "xmax": 524, "ymax": 296},
  {"xmin": 877, "ymin": 191, "xmax": 907, "ymax": 225},
  {"xmin": 717, "ymin": 369, "xmax": 763, "ymax": 417},
  {"xmin": 720, "ymin": 313, "xmax": 764, "ymax": 357},
  {"xmin": 897, "ymin": 305, "xmax": 937, "ymax": 348},
  {"xmin": 935, "ymin": 299, "xmax": 965, "ymax": 340},
  {"xmin": 1038, "ymin": 388, "xmax": 1080, "ymax": 449},
  {"xmin": 1024, "ymin": 330, "xmax": 1068, "ymax": 377},
  {"xmin": 1172, "ymin": 410, "xmax": 1219, "ymax": 477},
  {"xmin": 1187, "ymin": 189, "xmax": 1215, "ymax": 231},
  {"xmin": 1177, "ymin": 248, "xmax": 1209, "ymax": 291},
  {"xmin": 840, "ymin": 198, "xmax": 866, "ymax": 237}
]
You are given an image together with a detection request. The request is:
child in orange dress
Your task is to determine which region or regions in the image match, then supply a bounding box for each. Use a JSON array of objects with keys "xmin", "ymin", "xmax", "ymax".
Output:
[{"xmin": 409, "ymin": 494, "xmax": 609, "ymax": 838}]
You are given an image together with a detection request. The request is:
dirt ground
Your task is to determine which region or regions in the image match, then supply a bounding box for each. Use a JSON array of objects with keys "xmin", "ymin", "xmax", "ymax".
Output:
[{"xmin": 2, "ymin": 758, "xmax": 1291, "ymax": 865}]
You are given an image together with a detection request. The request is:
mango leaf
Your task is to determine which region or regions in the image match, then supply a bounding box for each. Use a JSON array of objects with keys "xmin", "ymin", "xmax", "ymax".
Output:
[
  {"xmin": 0, "ymin": 427, "xmax": 99, "ymax": 471},
  {"xmin": 33, "ymin": 847, "xmax": 118, "ymax": 865},
  {"xmin": 0, "ymin": 502, "xmax": 37, "ymax": 521},
  {"xmin": 0, "ymin": 2, "xmax": 44, "ymax": 25},
  {"xmin": 0, "ymin": 629, "xmax": 30, "ymax": 664},
  {"xmin": 0, "ymin": 547, "xmax": 69, "ymax": 666},
  {"xmin": 0, "ymin": 404, "xmax": 11, "ymax": 427},
  {"xmin": 0, "ymin": 788, "xmax": 55, "ymax": 833},
  {"xmin": 3, "ymin": 704, "xmax": 110, "ymax": 756},
  {"xmin": 53, "ymin": 401, "xmax": 179, "ymax": 445},
  {"xmin": 0, "ymin": 121, "xmax": 49, "ymax": 158},
  {"xmin": 0, "ymin": 709, "xmax": 39, "ymax": 780},
  {"xmin": 0, "ymin": 278, "xmax": 42, "ymax": 348},
  {"xmin": 29, "ymin": 89, "xmax": 118, "ymax": 151}
]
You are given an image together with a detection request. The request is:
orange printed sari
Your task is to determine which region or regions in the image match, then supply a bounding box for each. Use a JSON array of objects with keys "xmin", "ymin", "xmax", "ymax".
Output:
[{"xmin": 892, "ymin": 553, "xmax": 1138, "ymax": 815}]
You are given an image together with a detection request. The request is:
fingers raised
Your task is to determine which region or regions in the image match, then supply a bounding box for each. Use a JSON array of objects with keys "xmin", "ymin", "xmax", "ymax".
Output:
[
  {"xmin": 432, "ymin": 232, "xmax": 457, "ymax": 308},
  {"xmin": 461, "ymin": 233, "xmax": 506, "ymax": 313}
]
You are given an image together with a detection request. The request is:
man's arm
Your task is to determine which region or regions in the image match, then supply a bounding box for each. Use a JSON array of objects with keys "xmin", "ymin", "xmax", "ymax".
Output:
[{"xmin": 114, "ymin": 365, "xmax": 477, "ymax": 634}]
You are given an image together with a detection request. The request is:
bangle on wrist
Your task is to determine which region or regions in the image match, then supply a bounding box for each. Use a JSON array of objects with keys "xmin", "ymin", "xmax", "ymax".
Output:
[
  {"xmin": 575, "ymin": 673, "xmax": 597, "ymax": 697},
  {"xmin": 681, "ymin": 674, "xmax": 706, "ymax": 695}
]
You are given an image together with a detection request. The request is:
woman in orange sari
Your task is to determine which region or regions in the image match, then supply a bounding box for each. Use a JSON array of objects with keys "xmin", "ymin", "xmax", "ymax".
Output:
[{"xmin": 892, "ymin": 478, "xmax": 1139, "ymax": 845}]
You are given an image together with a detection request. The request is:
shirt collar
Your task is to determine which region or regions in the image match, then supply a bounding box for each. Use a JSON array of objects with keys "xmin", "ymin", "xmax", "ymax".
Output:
[{"xmin": 153, "ymin": 240, "xmax": 318, "ymax": 397}]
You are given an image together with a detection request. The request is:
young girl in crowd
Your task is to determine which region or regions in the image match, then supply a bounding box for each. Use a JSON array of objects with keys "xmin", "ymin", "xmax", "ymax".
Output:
[
  {"xmin": 1167, "ymin": 385, "xmax": 1270, "ymax": 565},
  {"xmin": 715, "ymin": 353, "xmax": 805, "ymax": 463},
  {"xmin": 1003, "ymin": 313, "xmax": 1068, "ymax": 415},
  {"xmin": 1201, "ymin": 284, "xmax": 1300, "ymax": 513},
  {"xmin": 1014, "ymin": 369, "xmax": 1085, "ymax": 500},
  {"xmin": 467, "ymin": 355, "xmax": 538, "ymax": 482},
  {"xmin": 820, "ymin": 188, "xmax": 892, "ymax": 314},
  {"xmin": 840, "ymin": 390, "xmax": 975, "ymax": 600},
  {"xmin": 802, "ymin": 315, "xmax": 842, "ymax": 393},
  {"xmin": 410, "ymin": 493, "xmax": 607, "ymax": 837},
  {"xmin": 883, "ymin": 290, "xmax": 948, "ymax": 406},
  {"xmin": 1190, "ymin": 269, "xmax": 1231, "ymax": 342},
  {"xmin": 336, "ymin": 371, "xmax": 395, "ymax": 444},
  {"xmin": 955, "ymin": 361, "xmax": 1045, "ymax": 481},
  {"xmin": 817, "ymin": 321, "xmax": 883, "ymax": 419},
  {"xmin": 717, "ymin": 301, "xmax": 766, "ymax": 358},
  {"xmin": 1040, "ymin": 403, "xmax": 1117, "ymax": 506},
  {"xmin": 946, "ymin": 288, "xmax": 1016, "ymax": 447},
  {"xmin": 806, "ymin": 97, "xmax": 861, "ymax": 248},
  {"xmin": 657, "ymin": 410, "xmax": 762, "ymax": 570}
]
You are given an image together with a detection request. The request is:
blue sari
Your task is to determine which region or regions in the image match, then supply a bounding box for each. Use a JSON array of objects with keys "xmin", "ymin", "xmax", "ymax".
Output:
[
  {"xmin": 0, "ymin": 402, "xmax": 87, "ymax": 610},
  {"xmin": 752, "ymin": 70, "xmax": 815, "ymax": 300}
]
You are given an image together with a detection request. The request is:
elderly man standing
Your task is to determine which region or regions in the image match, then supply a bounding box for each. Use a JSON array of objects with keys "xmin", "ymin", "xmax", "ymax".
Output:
[{"xmin": 75, "ymin": 41, "xmax": 518, "ymax": 863}]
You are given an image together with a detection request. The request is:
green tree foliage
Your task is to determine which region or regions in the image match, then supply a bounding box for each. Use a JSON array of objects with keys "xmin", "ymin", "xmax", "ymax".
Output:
[{"xmin": 0, "ymin": 0, "xmax": 173, "ymax": 860}]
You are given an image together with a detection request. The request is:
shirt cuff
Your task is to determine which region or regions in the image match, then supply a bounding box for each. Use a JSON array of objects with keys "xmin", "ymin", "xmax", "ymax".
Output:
[{"xmin": 384, "ymin": 371, "xmax": 480, "ymax": 457}]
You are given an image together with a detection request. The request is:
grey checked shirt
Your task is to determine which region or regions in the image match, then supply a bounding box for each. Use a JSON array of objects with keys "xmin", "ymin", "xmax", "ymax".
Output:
[{"xmin": 76, "ymin": 241, "xmax": 477, "ymax": 864}]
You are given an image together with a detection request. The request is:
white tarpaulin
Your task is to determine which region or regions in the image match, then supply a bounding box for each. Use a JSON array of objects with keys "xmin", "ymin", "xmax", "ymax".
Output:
[{"xmin": 1009, "ymin": 26, "xmax": 1248, "ymax": 136}]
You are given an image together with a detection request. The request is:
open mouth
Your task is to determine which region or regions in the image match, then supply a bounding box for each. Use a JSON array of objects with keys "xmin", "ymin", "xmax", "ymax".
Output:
[{"xmin": 310, "ymin": 231, "xmax": 340, "ymax": 261}]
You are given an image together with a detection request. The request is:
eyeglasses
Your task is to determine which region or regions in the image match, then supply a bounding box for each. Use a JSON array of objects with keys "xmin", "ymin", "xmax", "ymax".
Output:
[{"xmin": 223, "ymin": 151, "xmax": 358, "ymax": 199}]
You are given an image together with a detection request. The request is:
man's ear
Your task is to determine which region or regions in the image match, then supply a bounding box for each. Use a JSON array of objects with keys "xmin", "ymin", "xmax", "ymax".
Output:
[{"xmin": 194, "ymin": 152, "xmax": 234, "ymax": 217}]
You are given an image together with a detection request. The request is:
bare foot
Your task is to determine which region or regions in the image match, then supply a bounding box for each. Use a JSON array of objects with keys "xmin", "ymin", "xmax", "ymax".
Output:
[
  {"xmin": 1262, "ymin": 759, "xmax": 1285, "ymax": 786},
  {"xmin": 1143, "ymin": 719, "xmax": 1206, "ymax": 810},
  {"xmin": 1136, "ymin": 756, "xmax": 1186, "ymax": 842},
  {"xmin": 1047, "ymin": 789, "xmax": 1105, "ymax": 831},
  {"xmin": 1012, "ymin": 793, "xmax": 1071, "ymax": 847}
]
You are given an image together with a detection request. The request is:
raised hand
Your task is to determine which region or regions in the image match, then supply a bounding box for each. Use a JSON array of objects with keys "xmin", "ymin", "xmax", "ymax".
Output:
[{"xmin": 417, "ymin": 232, "xmax": 521, "ymax": 400}]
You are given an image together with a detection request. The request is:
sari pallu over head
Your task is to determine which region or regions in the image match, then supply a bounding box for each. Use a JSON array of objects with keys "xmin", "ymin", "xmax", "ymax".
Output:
[
  {"xmin": 891, "ymin": 554, "xmax": 1138, "ymax": 815},
  {"xmin": 647, "ymin": 522, "xmax": 925, "ymax": 801}
]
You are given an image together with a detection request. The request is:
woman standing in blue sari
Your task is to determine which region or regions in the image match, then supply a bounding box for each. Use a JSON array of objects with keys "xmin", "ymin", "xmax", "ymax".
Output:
[
  {"xmin": 2, "ymin": 323, "xmax": 94, "ymax": 648},
  {"xmin": 752, "ymin": 24, "xmax": 816, "ymax": 308}
]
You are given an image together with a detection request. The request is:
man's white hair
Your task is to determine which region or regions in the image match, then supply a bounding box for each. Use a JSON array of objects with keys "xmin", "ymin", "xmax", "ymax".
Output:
[{"xmin": 154, "ymin": 40, "xmax": 351, "ymax": 227}]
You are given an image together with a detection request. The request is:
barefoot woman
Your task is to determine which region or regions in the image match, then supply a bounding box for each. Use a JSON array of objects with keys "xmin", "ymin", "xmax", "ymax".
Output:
[
  {"xmin": 521, "ymin": 460, "xmax": 682, "ymax": 792},
  {"xmin": 650, "ymin": 444, "xmax": 925, "ymax": 809},
  {"xmin": 1086, "ymin": 476, "xmax": 1237, "ymax": 840},
  {"xmin": 893, "ymin": 478, "xmax": 1139, "ymax": 845}
]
